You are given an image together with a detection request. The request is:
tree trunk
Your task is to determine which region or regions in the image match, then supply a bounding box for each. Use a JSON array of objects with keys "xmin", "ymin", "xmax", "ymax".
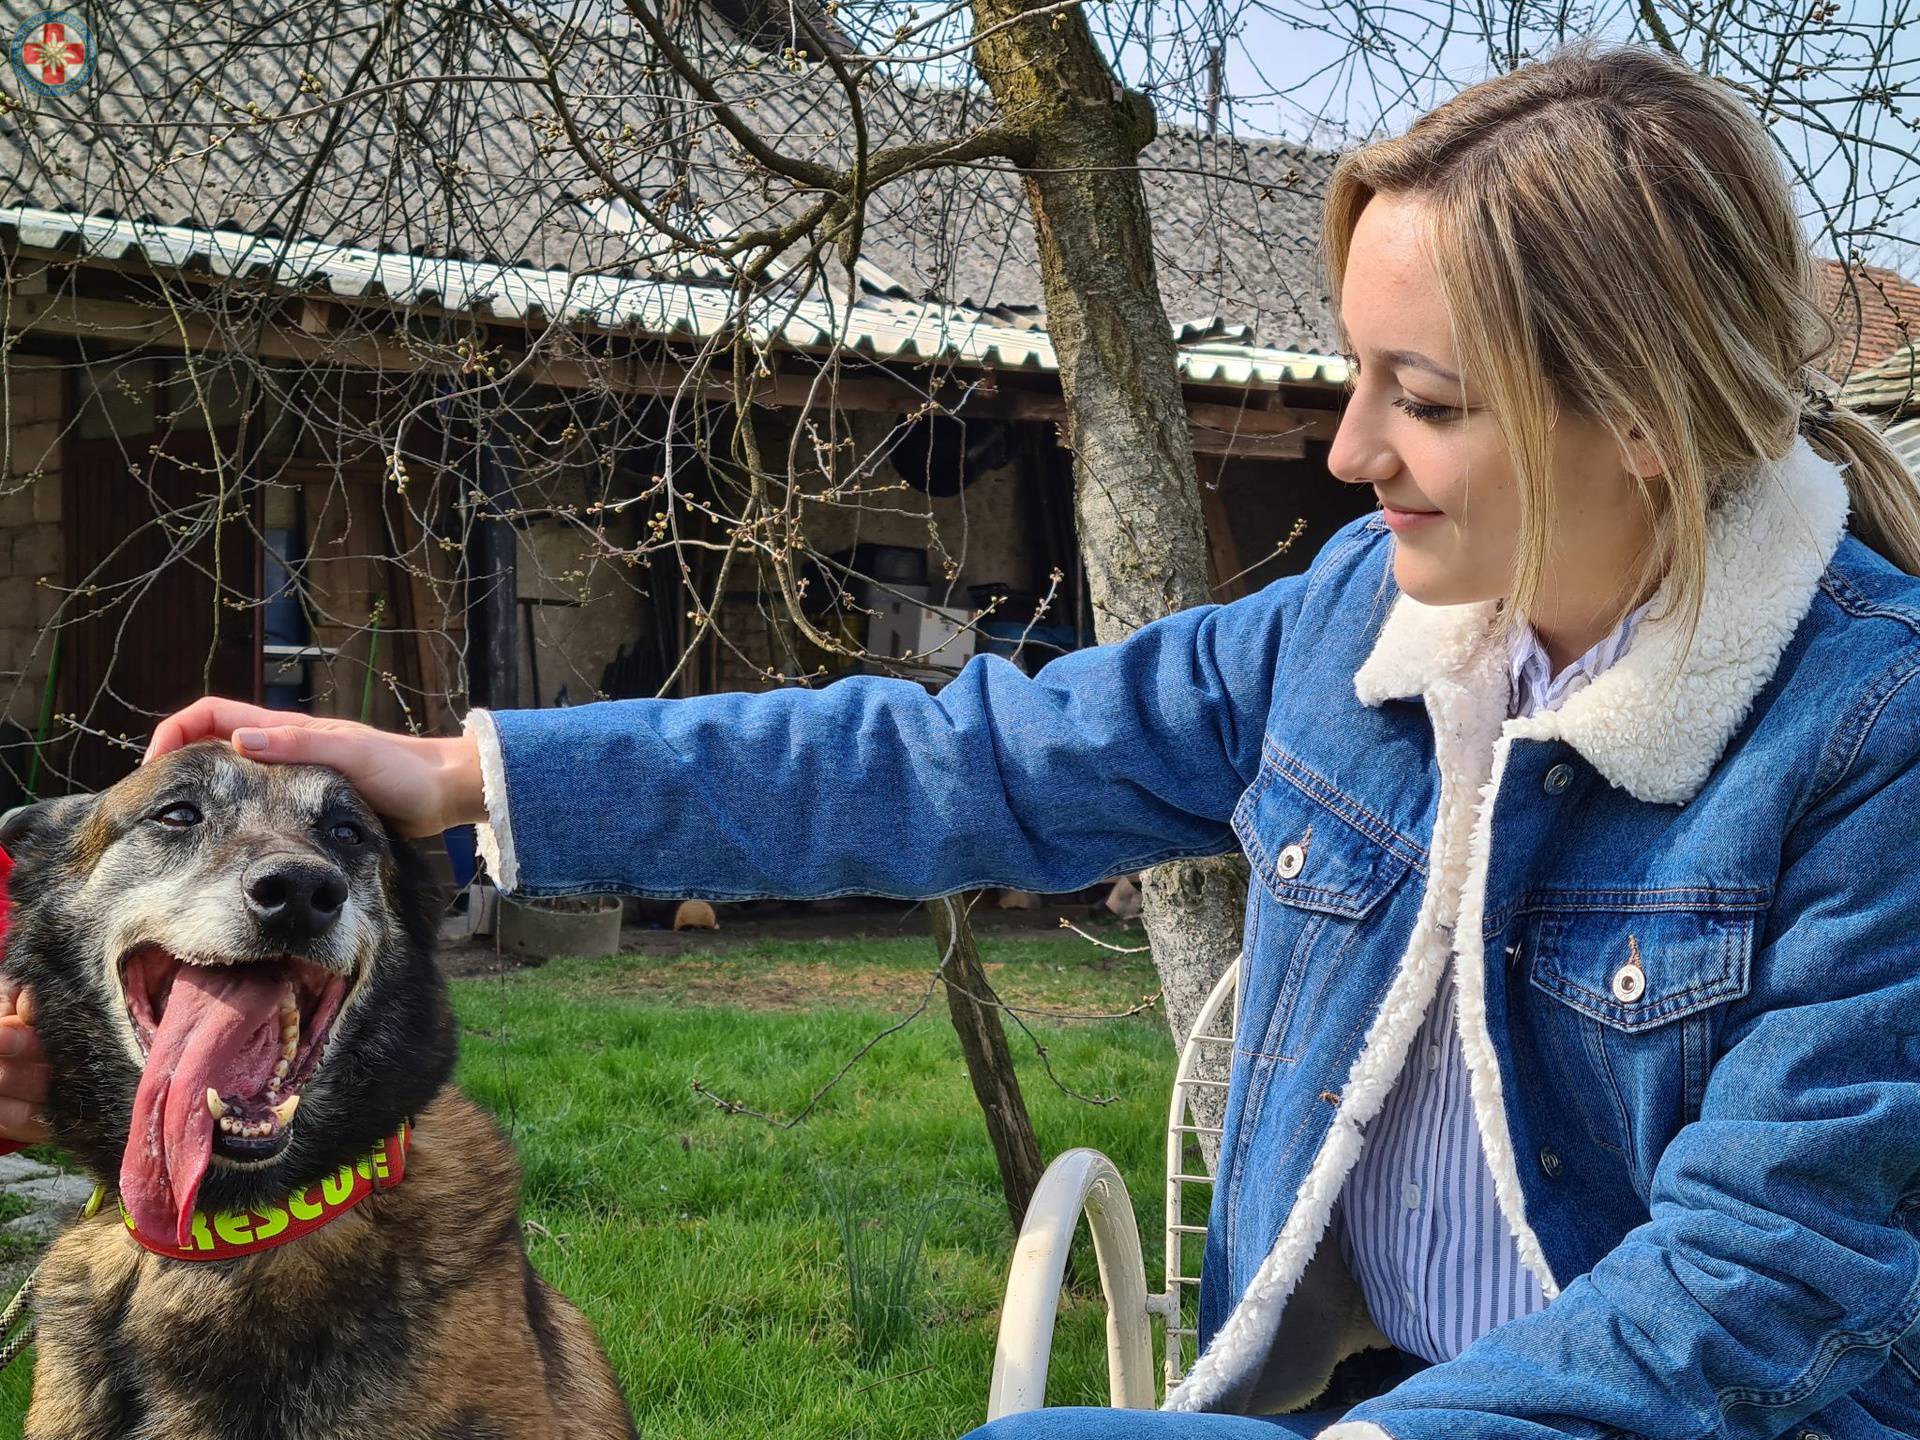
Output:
[
  {"xmin": 967, "ymin": 0, "xmax": 1244, "ymax": 1072},
  {"xmin": 1140, "ymin": 856, "xmax": 1245, "ymax": 1162},
  {"xmin": 931, "ymin": 893, "xmax": 1045, "ymax": 1228}
]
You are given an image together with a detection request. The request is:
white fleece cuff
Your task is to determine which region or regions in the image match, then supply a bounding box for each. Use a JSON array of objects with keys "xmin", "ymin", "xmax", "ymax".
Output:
[
  {"xmin": 462, "ymin": 708, "xmax": 518, "ymax": 894},
  {"xmin": 1315, "ymin": 1424, "xmax": 1392, "ymax": 1440}
]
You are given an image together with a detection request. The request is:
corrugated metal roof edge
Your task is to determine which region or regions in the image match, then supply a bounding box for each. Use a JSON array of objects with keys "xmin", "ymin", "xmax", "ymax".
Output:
[{"xmin": 0, "ymin": 204, "xmax": 1349, "ymax": 391}]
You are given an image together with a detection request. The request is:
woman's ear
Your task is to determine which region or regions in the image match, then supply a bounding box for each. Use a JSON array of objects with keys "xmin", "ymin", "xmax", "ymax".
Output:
[{"xmin": 1619, "ymin": 424, "xmax": 1667, "ymax": 483}]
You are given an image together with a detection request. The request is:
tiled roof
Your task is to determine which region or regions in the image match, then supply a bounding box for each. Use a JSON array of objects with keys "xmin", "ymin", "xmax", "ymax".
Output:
[
  {"xmin": 1816, "ymin": 259, "xmax": 1920, "ymax": 379},
  {"xmin": 0, "ymin": 2, "xmax": 1342, "ymax": 354},
  {"xmin": 1841, "ymin": 344, "xmax": 1918, "ymax": 415}
]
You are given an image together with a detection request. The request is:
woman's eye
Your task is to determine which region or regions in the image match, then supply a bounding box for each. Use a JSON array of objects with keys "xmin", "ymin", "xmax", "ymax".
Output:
[
  {"xmin": 1392, "ymin": 396, "xmax": 1460, "ymax": 423},
  {"xmin": 152, "ymin": 803, "xmax": 202, "ymax": 829},
  {"xmin": 329, "ymin": 822, "xmax": 364, "ymax": 846}
]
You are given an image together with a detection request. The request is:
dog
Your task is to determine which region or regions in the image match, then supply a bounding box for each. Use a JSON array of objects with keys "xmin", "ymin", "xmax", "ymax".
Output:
[{"xmin": 0, "ymin": 741, "xmax": 635, "ymax": 1439}]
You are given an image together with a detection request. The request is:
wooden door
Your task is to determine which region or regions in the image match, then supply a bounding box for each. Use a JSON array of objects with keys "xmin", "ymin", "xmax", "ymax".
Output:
[{"xmin": 63, "ymin": 437, "xmax": 257, "ymax": 790}]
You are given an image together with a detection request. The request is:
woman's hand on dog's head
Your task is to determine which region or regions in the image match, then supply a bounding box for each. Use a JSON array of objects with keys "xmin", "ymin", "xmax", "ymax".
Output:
[
  {"xmin": 0, "ymin": 979, "xmax": 50, "ymax": 1144},
  {"xmin": 145, "ymin": 698, "xmax": 487, "ymax": 840}
]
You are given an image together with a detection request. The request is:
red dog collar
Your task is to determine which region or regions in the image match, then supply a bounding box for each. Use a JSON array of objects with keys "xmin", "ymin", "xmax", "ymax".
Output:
[{"xmin": 120, "ymin": 1122, "xmax": 412, "ymax": 1261}]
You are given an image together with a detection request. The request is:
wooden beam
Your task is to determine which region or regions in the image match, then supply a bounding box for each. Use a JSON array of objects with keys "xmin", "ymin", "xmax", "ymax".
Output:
[
  {"xmin": 1195, "ymin": 454, "xmax": 1247, "ymax": 598},
  {"xmin": 1188, "ymin": 425, "xmax": 1307, "ymax": 460},
  {"xmin": 295, "ymin": 298, "xmax": 338, "ymax": 337},
  {"xmin": 467, "ymin": 440, "xmax": 519, "ymax": 711},
  {"xmin": 1188, "ymin": 399, "xmax": 1338, "ymax": 443},
  {"xmin": 5, "ymin": 289, "xmax": 1341, "ymax": 444}
]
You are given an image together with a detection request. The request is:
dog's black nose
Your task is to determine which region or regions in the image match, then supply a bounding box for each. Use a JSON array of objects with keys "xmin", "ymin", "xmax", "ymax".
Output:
[{"xmin": 245, "ymin": 859, "xmax": 348, "ymax": 942}]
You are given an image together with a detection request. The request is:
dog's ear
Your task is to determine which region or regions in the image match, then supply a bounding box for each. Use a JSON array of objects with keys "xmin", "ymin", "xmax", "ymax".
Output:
[{"xmin": 0, "ymin": 794, "xmax": 93, "ymax": 859}]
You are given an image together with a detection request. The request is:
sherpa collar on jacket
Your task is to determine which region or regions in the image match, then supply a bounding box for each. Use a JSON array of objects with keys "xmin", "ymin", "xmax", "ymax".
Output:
[{"xmin": 1353, "ymin": 435, "xmax": 1852, "ymax": 805}]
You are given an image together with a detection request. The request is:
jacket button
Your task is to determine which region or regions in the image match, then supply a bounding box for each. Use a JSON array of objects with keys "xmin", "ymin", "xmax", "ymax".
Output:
[
  {"xmin": 1611, "ymin": 961, "xmax": 1646, "ymax": 1004},
  {"xmin": 1275, "ymin": 843, "xmax": 1306, "ymax": 880},
  {"xmin": 1543, "ymin": 763, "xmax": 1574, "ymax": 795},
  {"xmin": 1539, "ymin": 1147, "xmax": 1563, "ymax": 1179}
]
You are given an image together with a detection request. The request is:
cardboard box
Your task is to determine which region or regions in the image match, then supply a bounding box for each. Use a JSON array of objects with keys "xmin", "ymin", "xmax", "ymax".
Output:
[{"xmin": 868, "ymin": 596, "xmax": 978, "ymax": 672}]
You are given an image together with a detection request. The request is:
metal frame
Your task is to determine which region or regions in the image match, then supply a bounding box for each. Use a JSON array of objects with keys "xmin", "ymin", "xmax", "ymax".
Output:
[
  {"xmin": 1160, "ymin": 957, "xmax": 1240, "ymax": 1388},
  {"xmin": 987, "ymin": 958, "xmax": 1241, "ymax": 1417}
]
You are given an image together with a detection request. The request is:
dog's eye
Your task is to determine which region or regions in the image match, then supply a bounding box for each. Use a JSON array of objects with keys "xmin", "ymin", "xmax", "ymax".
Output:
[
  {"xmin": 329, "ymin": 822, "xmax": 364, "ymax": 846},
  {"xmin": 152, "ymin": 803, "xmax": 202, "ymax": 829}
]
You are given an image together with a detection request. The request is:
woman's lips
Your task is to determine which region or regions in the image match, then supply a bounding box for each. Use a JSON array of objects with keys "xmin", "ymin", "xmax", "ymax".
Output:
[{"xmin": 1380, "ymin": 501, "xmax": 1444, "ymax": 532}]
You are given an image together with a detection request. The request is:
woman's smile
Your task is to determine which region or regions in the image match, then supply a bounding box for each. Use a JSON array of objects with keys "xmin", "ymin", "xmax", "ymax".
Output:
[{"xmin": 1377, "ymin": 493, "xmax": 1445, "ymax": 531}]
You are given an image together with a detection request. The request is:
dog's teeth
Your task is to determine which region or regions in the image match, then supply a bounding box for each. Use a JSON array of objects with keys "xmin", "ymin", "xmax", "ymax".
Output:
[
  {"xmin": 281, "ymin": 1035, "xmax": 297, "ymax": 1062},
  {"xmin": 273, "ymin": 1059, "xmax": 290, "ymax": 1082},
  {"xmin": 206, "ymin": 1089, "xmax": 226, "ymax": 1119},
  {"xmin": 271, "ymin": 1094, "xmax": 300, "ymax": 1127},
  {"xmin": 218, "ymin": 1115, "xmax": 238, "ymax": 1134}
]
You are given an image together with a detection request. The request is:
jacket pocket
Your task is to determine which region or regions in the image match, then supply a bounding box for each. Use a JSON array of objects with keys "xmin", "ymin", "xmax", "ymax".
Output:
[
  {"xmin": 1527, "ymin": 900, "xmax": 1758, "ymax": 1032},
  {"xmin": 1230, "ymin": 749, "xmax": 1419, "ymax": 1066},
  {"xmin": 1520, "ymin": 893, "xmax": 1764, "ymax": 1188}
]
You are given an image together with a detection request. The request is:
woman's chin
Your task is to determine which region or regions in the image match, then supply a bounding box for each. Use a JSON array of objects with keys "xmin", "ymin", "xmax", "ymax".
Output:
[{"xmin": 1390, "ymin": 549, "xmax": 1500, "ymax": 608}]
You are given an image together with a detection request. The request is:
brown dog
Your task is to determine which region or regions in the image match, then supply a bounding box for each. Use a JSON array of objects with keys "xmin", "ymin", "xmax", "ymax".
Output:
[{"xmin": 1, "ymin": 743, "xmax": 635, "ymax": 1438}]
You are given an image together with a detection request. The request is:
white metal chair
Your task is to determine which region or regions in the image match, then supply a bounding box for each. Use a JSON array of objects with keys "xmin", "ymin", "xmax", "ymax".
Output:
[{"xmin": 988, "ymin": 958, "xmax": 1241, "ymax": 1419}]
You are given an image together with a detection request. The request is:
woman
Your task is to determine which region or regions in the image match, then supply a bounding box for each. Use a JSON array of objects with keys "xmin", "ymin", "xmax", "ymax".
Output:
[{"xmin": 10, "ymin": 38, "xmax": 1920, "ymax": 1440}]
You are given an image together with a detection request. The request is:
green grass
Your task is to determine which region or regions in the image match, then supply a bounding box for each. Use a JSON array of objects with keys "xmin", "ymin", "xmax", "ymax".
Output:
[{"xmin": 0, "ymin": 928, "xmax": 1181, "ymax": 1437}]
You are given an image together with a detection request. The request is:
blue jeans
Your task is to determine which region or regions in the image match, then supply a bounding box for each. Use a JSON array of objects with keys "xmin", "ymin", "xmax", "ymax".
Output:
[{"xmin": 962, "ymin": 1349, "xmax": 1426, "ymax": 1439}]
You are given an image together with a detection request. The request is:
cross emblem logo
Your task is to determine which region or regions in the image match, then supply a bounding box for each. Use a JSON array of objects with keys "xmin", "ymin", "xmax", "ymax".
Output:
[
  {"xmin": 10, "ymin": 11, "xmax": 93, "ymax": 95},
  {"xmin": 21, "ymin": 21, "xmax": 83, "ymax": 84}
]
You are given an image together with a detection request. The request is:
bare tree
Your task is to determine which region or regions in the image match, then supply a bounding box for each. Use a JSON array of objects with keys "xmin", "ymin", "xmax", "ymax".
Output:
[{"xmin": 0, "ymin": 0, "xmax": 1911, "ymax": 1158}]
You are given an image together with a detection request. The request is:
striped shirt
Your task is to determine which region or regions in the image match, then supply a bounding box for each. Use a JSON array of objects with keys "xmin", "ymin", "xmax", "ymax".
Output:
[{"xmin": 1335, "ymin": 596, "xmax": 1654, "ymax": 1362}]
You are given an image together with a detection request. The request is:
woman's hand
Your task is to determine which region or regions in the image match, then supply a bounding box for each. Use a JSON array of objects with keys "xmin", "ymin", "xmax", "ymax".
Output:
[
  {"xmin": 0, "ymin": 979, "xmax": 50, "ymax": 1145},
  {"xmin": 144, "ymin": 699, "xmax": 486, "ymax": 839}
]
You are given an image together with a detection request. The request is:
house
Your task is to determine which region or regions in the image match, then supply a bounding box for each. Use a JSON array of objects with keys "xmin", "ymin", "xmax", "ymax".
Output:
[
  {"xmin": 19, "ymin": 9, "xmax": 1898, "ymax": 808},
  {"xmin": 1816, "ymin": 258, "xmax": 1920, "ymax": 380},
  {"xmin": 0, "ymin": 3, "xmax": 1365, "ymax": 798}
]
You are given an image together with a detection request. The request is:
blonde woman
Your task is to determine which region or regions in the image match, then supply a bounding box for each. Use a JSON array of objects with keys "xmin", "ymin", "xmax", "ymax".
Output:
[{"xmin": 26, "ymin": 37, "xmax": 1920, "ymax": 1440}]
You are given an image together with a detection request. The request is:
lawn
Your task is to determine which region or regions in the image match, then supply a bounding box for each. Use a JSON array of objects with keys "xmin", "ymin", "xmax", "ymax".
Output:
[{"xmin": 0, "ymin": 925, "xmax": 1184, "ymax": 1437}]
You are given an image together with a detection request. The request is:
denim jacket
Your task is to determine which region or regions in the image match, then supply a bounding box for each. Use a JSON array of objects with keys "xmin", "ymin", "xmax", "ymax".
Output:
[{"xmin": 469, "ymin": 435, "xmax": 1920, "ymax": 1440}]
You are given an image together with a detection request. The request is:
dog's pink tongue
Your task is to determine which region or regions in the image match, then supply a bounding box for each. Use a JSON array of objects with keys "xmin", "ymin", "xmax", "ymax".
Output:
[{"xmin": 121, "ymin": 965, "xmax": 284, "ymax": 1248}]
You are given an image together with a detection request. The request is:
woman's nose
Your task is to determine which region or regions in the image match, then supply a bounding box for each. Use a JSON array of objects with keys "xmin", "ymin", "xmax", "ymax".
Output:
[{"xmin": 1326, "ymin": 399, "xmax": 1396, "ymax": 491}]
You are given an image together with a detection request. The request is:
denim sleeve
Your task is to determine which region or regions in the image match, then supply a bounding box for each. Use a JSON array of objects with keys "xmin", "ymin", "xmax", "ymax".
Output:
[
  {"xmin": 463, "ymin": 569, "xmax": 1313, "ymax": 900},
  {"xmin": 1326, "ymin": 662, "xmax": 1920, "ymax": 1440}
]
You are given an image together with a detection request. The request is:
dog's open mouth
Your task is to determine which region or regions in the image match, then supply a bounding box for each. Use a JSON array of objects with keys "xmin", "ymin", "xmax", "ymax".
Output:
[{"xmin": 118, "ymin": 947, "xmax": 350, "ymax": 1247}]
